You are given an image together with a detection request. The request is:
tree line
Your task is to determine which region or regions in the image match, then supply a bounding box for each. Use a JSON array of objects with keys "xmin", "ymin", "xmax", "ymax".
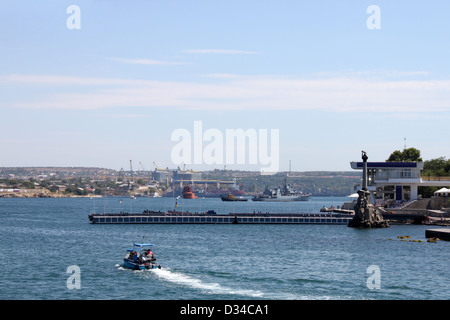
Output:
[{"xmin": 387, "ymin": 147, "xmax": 450, "ymax": 176}]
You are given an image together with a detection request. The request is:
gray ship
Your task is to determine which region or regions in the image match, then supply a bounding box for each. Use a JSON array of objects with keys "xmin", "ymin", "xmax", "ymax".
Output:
[{"xmin": 252, "ymin": 180, "xmax": 311, "ymax": 202}]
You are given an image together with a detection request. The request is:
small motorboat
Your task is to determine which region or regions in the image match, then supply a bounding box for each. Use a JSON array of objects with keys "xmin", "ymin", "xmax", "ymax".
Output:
[
  {"xmin": 123, "ymin": 243, "xmax": 161, "ymax": 270},
  {"xmin": 221, "ymin": 193, "xmax": 248, "ymax": 201}
]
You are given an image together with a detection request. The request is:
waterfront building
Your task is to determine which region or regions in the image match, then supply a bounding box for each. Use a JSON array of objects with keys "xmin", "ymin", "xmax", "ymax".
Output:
[
  {"xmin": 350, "ymin": 161, "xmax": 450, "ymax": 203},
  {"xmin": 173, "ymin": 170, "xmax": 202, "ymax": 182},
  {"xmin": 153, "ymin": 169, "xmax": 173, "ymax": 183}
]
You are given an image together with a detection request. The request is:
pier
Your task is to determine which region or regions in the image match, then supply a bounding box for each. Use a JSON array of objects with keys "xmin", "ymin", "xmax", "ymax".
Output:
[
  {"xmin": 88, "ymin": 212, "xmax": 352, "ymax": 225},
  {"xmin": 425, "ymin": 228, "xmax": 450, "ymax": 241}
]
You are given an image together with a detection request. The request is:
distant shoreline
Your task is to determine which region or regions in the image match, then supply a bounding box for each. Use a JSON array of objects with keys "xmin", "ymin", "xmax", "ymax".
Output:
[{"xmin": 0, "ymin": 190, "xmax": 102, "ymax": 198}]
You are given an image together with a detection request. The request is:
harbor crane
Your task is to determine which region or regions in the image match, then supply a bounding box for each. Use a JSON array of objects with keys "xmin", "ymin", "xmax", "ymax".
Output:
[
  {"xmin": 153, "ymin": 161, "xmax": 168, "ymax": 171},
  {"xmin": 140, "ymin": 161, "xmax": 151, "ymax": 178},
  {"xmin": 130, "ymin": 160, "xmax": 134, "ymax": 184}
]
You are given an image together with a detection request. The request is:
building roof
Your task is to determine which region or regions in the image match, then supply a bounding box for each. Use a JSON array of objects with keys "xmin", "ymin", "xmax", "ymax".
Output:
[{"xmin": 350, "ymin": 162, "xmax": 424, "ymax": 169}]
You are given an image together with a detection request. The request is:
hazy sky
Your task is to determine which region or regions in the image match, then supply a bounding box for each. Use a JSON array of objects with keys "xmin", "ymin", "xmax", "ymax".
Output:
[{"xmin": 1, "ymin": 0, "xmax": 449, "ymax": 172}]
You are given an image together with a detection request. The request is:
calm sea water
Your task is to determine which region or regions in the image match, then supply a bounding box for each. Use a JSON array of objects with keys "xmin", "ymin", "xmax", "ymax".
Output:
[{"xmin": 0, "ymin": 196, "xmax": 448, "ymax": 300}]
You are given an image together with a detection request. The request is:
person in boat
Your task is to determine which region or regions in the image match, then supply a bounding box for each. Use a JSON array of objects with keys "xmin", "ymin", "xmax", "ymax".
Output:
[
  {"xmin": 143, "ymin": 249, "xmax": 156, "ymax": 262},
  {"xmin": 131, "ymin": 251, "xmax": 139, "ymax": 262}
]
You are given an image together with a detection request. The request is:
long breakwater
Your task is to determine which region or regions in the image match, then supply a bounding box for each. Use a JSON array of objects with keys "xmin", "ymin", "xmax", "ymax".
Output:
[{"xmin": 88, "ymin": 212, "xmax": 352, "ymax": 224}]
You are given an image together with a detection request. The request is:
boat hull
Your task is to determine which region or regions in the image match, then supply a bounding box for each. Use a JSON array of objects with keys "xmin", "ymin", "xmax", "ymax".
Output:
[
  {"xmin": 183, "ymin": 194, "xmax": 198, "ymax": 199},
  {"xmin": 221, "ymin": 196, "xmax": 248, "ymax": 202},
  {"xmin": 123, "ymin": 259, "xmax": 160, "ymax": 270},
  {"xmin": 252, "ymin": 195, "xmax": 311, "ymax": 202}
]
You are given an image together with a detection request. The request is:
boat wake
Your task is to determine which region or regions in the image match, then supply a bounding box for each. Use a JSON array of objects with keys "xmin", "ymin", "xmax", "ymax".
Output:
[
  {"xmin": 116, "ymin": 264, "xmax": 335, "ymax": 300},
  {"xmin": 151, "ymin": 268, "xmax": 264, "ymax": 298},
  {"xmin": 115, "ymin": 264, "xmax": 126, "ymax": 271}
]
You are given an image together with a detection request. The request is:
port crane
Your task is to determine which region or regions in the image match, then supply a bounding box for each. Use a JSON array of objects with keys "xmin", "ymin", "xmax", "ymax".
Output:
[
  {"xmin": 139, "ymin": 161, "xmax": 152, "ymax": 179},
  {"xmin": 153, "ymin": 161, "xmax": 169, "ymax": 172},
  {"xmin": 129, "ymin": 160, "xmax": 134, "ymax": 184},
  {"xmin": 139, "ymin": 161, "xmax": 146, "ymax": 172}
]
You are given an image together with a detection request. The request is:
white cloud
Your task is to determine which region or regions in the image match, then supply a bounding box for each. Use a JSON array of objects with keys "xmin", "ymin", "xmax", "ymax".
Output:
[
  {"xmin": 97, "ymin": 113, "xmax": 148, "ymax": 119},
  {"xmin": 313, "ymin": 70, "xmax": 430, "ymax": 78},
  {"xmin": 183, "ymin": 49, "xmax": 260, "ymax": 55},
  {"xmin": 2, "ymin": 74, "xmax": 450, "ymax": 113},
  {"xmin": 0, "ymin": 74, "xmax": 147, "ymax": 86},
  {"xmin": 109, "ymin": 57, "xmax": 185, "ymax": 66},
  {"xmin": 202, "ymin": 73, "xmax": 246, "ymax": 79}
]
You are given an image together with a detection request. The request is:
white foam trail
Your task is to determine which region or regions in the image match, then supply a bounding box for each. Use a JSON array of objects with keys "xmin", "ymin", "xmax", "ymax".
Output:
[
  {"xmin": 152, "ymin": 268, "xmax": 264, "ymax": 298},
  {"xmin": 119, "ymin": 266, "xmax": 336, "ymax": 299}
]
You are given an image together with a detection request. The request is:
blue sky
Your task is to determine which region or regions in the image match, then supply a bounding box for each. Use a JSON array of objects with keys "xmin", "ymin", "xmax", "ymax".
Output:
[{"xmin": 1, "ymin": 0, "xmax": 449, "ymax": 172}]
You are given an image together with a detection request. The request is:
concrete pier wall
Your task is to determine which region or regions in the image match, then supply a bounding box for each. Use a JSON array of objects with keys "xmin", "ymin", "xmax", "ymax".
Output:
[{"xmin": 89, "ymin": 213, "xmax": 352, "ymax": 225}]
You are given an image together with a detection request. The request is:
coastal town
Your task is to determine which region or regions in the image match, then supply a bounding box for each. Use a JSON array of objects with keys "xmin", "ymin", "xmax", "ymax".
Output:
[
  {"xmin": 2, "ymin": 149, "xmax": 449, "ymax": 201},
  {"xmin": 0, "ymin": 165, "xmax": 361, "ymax": 198}
]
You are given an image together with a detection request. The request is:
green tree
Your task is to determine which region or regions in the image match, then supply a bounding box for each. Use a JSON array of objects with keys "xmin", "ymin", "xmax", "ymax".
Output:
[
  {"xmin": 386, "ymin": 150, "xmax": 403, "ymax": 162},
  {"xmin": 424, "ymin": 157, "xmax": 446, "ymax": 170},
  {"xmin": 49, "ymin": 185, "xmax": 59, "ymax": 193},
  {"xmin": 423, "ymin": 157, "xmax": 450, "ymax": 176},
  {"xmin": 402, "ymin": 147, "xmax": 423, "ymax": 162},
  {"xmin": 21, "ymin": 180, "xmax": 35, "ymax": 189},
  {"xmin": 418, "ymin": 186, "xmax": 440, "ymax": 198},
  {"xmin": 136, "ymin": 178, "xmax": 145, "ymax": 185},
  {"xmin": 386, "ymin": 147, "xmax": 423, "ymax": 162}
]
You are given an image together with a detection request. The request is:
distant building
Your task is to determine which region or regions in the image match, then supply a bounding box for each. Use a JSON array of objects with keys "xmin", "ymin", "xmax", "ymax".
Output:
[
  {"xmin": 173, "ymin": 170, "xmax": 202, "ymax": 182},
  {"xmin": 153, "ymin": 170, "xmax": 173, "ymax": 183},
  {"xmin": 55, "ymin": 185, "xmax": 67, "ymax": 192},
  {"xmin": 350, "ymin": 161, "xmax": 450, "ymax": 202}
]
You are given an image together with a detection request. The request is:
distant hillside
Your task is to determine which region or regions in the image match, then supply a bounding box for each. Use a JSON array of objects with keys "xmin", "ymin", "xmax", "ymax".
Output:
[{"xmin": 202, "ymin": 170, "xmax": 361, "ymax": 196}]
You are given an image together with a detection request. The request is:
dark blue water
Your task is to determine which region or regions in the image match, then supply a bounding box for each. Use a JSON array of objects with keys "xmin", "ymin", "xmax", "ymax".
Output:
[{"xmin": 0, "ymin": 197, "xmax": 448, "ymax": 300}]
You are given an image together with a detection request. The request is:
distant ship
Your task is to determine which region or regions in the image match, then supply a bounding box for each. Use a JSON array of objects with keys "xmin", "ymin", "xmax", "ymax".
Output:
[
  {"xmin": 252, "ymin": 180, "xmax": 311, "ymax": 202},
  {"xmin": 162, "ymin": 186, "xmax": 244, "ymax": 198},
  {"xmin": 182, "ymin": 185, "xmax": 198, "ymax": 199},
  {"xmin": 196, "ymin": 182, "xmax": 244, "ymax": 198},
  {"xmin": 197, "ymin": 188, "xmax": 244, "ymax": 198},
  {"xmin": 221, "ymin": 193, "xmax": 248, "ymax": 202}
]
